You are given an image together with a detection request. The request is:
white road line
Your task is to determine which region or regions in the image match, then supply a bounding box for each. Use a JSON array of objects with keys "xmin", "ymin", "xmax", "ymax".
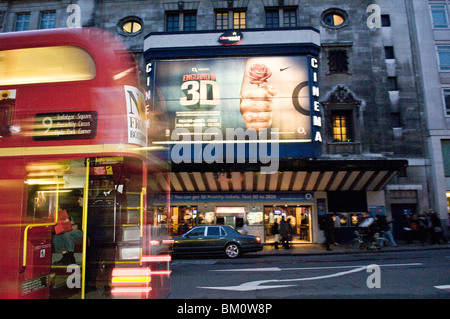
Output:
[
  {"xmin": 201, "ymin": 263, "xmax": 424, "ymax": 292},
  {"xmin": 434, "ymin": 285, "xmax": 450, "ymax": 290},
  {"xmin": 212, "ymin": 263, "xmax": 423, "ymax": 272},
  {"xmin": 199, "ymin": 266, "xmax": 368, "ymax": 292}
]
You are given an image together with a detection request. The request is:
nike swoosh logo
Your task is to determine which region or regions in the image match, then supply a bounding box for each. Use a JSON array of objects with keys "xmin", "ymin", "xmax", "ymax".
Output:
[{"xmin": 280, "ymin": 66, "xmax": 291, "ymax": 71}]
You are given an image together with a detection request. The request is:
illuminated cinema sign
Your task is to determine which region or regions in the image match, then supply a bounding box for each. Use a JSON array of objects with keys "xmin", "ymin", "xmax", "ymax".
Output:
[
  {"xmin": 149, "ymin": 55, "xmax": 321, "ymax": 160},
  {"xmin": 218, "ymin": 30, "xmax": 243, "ymax": 46}
]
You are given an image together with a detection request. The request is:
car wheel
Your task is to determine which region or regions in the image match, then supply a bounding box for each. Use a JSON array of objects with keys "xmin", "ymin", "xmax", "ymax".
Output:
[{"xmin": 224, "ymin": 243, "xmax": 240, "ymax": 258}]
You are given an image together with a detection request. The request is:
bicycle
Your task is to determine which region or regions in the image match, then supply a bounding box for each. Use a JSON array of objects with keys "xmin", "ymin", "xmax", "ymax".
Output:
[{"xmin": 350, "ymin": 231, "xmax": 389, "ymax": 251}]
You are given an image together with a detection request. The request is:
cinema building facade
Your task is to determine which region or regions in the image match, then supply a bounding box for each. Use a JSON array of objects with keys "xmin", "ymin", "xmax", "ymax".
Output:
[
  {"xmin": 1, "ymin": 0, "xmax": 438, "ymax": 244},
  {"xmin": 142, "ymin": 13, "xmax": 412, "ymax": 243}
]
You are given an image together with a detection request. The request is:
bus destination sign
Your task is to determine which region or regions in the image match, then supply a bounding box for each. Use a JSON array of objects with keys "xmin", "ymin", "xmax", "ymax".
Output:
[{"xmin": 33, "ymin": 111, "xmax": 97, "ymax": 141}]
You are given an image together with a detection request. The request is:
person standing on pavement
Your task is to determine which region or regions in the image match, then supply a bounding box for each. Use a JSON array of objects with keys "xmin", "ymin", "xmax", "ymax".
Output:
[
  {"xmin": 333, "ymin": 213, "xmax": 340, "ymax": 245},
  {"xmin": 280, "ymin": 216, "xmax": 290, "ymax": 249},
  {"xmin": 324, "ymin": 213, "xmax": 335, "ymax": 251}
]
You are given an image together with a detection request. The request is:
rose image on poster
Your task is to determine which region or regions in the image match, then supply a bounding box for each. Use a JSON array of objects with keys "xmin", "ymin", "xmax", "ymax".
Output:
[
  {"xmin": 240, "ymin": 57, "xmax": 311, "ymax": 140},
  {"xmin": 240, "ymin": 63, "xmax": 277, "ymax": 131}
]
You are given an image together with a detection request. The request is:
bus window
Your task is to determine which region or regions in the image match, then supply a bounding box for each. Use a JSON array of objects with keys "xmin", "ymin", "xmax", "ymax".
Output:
[
  {"xmin": 0, "ymin": 46, "xmax": 96, "ymax": 85},
  {"xmin": 25, "ymin": 160, "xmax": 86, "ymax": 221}
]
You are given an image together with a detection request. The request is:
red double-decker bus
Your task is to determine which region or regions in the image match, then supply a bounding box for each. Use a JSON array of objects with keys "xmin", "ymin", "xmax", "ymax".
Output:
[{"xmin": 0, "ymin": 28, "xmax": 171, "ymax": 299}]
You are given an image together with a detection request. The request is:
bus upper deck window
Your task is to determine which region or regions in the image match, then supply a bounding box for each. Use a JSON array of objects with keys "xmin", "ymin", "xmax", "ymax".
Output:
[{"xmin": 0, "ymin": 46, "xmax": 96, "ymax": 85}]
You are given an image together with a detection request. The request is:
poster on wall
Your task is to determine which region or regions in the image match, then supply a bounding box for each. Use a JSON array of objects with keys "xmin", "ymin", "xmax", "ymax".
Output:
[
  {"xmin": 124, "ymin": 85, "xmax": 147, "ymax": 147},
  {"xmin": 152, "ymin": 56, "xmax": 316, "ymax": 143}
]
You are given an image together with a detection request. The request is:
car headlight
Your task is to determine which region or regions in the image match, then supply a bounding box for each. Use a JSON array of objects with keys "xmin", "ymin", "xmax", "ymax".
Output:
[{"xmin": 256, "ymin": 236, "xmax": 261, "ymax": 243}]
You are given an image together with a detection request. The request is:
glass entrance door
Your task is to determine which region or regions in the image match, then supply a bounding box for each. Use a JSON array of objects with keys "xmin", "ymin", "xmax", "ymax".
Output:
[{"xmin": 265, "ymin": 205, "xmax": 312, "ymax": 243}]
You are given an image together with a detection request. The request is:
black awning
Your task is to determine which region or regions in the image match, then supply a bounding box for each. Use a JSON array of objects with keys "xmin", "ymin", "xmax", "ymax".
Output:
[{"xmin": 150, "ymin": 159, "xmax": 407, "ymax": 193}]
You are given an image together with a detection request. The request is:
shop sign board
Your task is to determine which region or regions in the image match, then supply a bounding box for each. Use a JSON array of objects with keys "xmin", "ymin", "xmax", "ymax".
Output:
[{"xmin": 150, "ymin": 192, "xmax": 314, "ymax": 204}]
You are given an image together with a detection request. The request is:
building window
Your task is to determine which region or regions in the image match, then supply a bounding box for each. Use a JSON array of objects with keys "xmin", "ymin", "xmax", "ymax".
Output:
[
  {"xmin": 265, "ymin": 6, "xmax": 298, "ymax": 28},
  {"xmin": 283, "ymin": 8, "xmax": 297, "ymax": 27},
  {"xmin": 430, "ymin": 4, "xmax": 449, "ymax": 29},
  {"xmin": 443, "ymin": 88, "xmax": 450, "ymax": 116},
  {"xmin": 332, "ymin": 111, "xmax": 352, "ymax": 142},
  {"xmin": 322, "ymin": 10, "xmax": 347, "ymax": 28},
  {"xmin": 233, "ymin": 11, "xmax": 246, "ymax": 29},
  {"xmin": 381, "ymin": 14, "xmax": 391, "ymax": 27},
  {"xmin": 437, "ymin": 45, "xmax": 450, "ymax": 71},
  {"xmin": 40, "ymin": 11, "xmax": 55, "ymax": 29},
  {"xmin": 385, "ymin": 46, "xmax": 395, "ymax": 59},
  {"xmin": 166, "ymin": 11, "xmax": 197, "ymax": 32},
  {"xmin": 387, "ymin": 77, "xmax": 398, "ymax": 91},
  {"xmin": 15, "ymin": 13, "xmax": 30, "ymax": 31},
  {"xmin": 118, "ymin": 16, "xmax": 143, "ymax": 36},
  {"xmin": 184, "ymin": 12, "xmax": 197, "ymax": 31},
  {"xmin": 265, "ymin": 9, "xmax": 279, "ymax": 28},
  {"xmin": 216, "ymin": 11, "xmax": 229, "ymax": 29},
  {"xmin": 391, "ymin": 112, "xmax": 402, "ymax": 128},
  {"xmin": 216, "ymin": 10, "xmax": 246, "ymax": 29},
  {"xmin": 166, "ymin": 13, "xmax": 180, "ymax": 32},
  {"xmin": 441, "ymin": 140, "xmax": 450, "ymax": 176},
  {"xmin": 328, "ymin": 49, "xmax": 349, "ymax": 73}
]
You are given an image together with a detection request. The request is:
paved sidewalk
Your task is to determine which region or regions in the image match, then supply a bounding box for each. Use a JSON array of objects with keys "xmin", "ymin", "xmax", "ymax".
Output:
[{"xmin": 253, "ymin": 242, "xmax": 450, "ymax": 256}]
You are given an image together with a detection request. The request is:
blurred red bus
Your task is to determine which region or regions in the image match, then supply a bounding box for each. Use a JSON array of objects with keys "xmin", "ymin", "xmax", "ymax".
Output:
[{"xmin": 0, "ymin": 28, "xmax": 170, "ymax": 299}]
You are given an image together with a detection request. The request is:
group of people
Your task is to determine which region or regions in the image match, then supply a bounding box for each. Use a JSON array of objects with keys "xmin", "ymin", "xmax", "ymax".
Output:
[
  {"xmin": 320, "ymin": 209, "xmax": 447, "ymax": 250},
  {"xmin": 270, "ymin": 216, "xmax": 293, "ymax": 249},
  {"xmin": 402, "ymin": 209, "xmax": 446, "ymax": 245},
  {"xmin": 321, "ymin": 212, "xmax": 397, "ymax": 251}
]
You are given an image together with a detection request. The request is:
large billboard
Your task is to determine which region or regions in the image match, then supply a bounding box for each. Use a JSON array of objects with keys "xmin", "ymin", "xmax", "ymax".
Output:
[{"xmin": 148, "ymin": 55, "xmax": 321, "ymax": 165}]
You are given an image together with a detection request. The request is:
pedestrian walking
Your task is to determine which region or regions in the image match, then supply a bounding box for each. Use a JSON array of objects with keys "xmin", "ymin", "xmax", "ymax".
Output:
[
  {"xmin": 430, "ymin": 210, "xmax": 444, "ymax": 244},
  {"xmin": 376, "ymin": 215, "xmax": 397, "ymax": 247},
  {"xmin": 271, "ymin": 219, "xmax": 280, "ymax": 249}
]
